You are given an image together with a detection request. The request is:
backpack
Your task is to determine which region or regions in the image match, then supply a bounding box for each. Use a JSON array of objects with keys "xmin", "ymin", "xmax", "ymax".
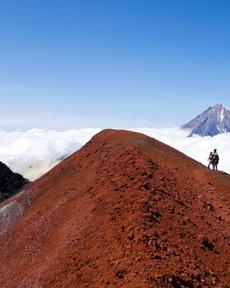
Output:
[{"xmin": 211, "ymin": 153, "xmax": 219, "ymax": 163}]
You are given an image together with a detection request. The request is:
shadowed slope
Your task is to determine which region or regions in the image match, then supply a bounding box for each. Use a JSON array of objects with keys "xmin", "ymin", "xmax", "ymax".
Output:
[
  {"xmin": 0, "ymin": 161, "xmax": 28, "ymax": 203},
  {"xmin": 0, "ymin": 129, "xmax": 230, "ymax": 288}
]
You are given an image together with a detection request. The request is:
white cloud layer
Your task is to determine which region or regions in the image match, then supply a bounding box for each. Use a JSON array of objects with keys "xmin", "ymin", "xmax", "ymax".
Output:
[
  {"xmin": 132, "ymin": 127, "xmax": 230, "ymax": 173},
  {"xmin": 0, "ymin": 127, "xmax": 229, "ymax": 181},
  {"xmin": 0, "ymin": 128, "xmax": 100, "ymax": 180}
]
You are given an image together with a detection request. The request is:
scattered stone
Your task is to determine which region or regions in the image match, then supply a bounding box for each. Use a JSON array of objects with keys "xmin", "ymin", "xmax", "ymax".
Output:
[
  {"xmin": 115, "ymin": 270, "xmax": 126, "ymax": 279},
  {"xmin": 202, "ymin": 237, "xmax": 214, "ymax": 251},
  {"xmin": 143, "ymin": 183, "xmax": 150, "ymax": 190},
  {"xmin": 203, "ymin": 202, "xmax": 215, "ymax": 212}
]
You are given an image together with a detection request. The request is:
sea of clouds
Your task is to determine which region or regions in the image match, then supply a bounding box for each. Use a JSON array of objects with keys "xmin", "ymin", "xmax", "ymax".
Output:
[{"xmin": 0, "ymin": 127, "xmax": 229, "ymax": 181}]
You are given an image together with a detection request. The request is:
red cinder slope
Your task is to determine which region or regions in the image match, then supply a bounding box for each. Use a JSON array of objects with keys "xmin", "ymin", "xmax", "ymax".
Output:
[{"xmin": 0, "ymin": 129, "xmax": 230, "ymax": 288}]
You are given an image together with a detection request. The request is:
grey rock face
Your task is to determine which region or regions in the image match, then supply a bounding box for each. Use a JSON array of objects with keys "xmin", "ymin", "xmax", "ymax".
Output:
[{"xmin": 183, "ymin": 104, "xmax": 230, "ymax": 136}]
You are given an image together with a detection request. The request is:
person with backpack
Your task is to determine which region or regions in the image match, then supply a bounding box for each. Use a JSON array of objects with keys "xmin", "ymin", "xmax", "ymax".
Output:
[
  {"xmin": 212, "ymin": 149, "xmax": 219, "ymax": 170},
  {"xmin": 208, "ymin": 151, "xmax": 213, "ymax": 169},
  {"xmin": 208, "ymin": 149, "xmax": 219, "ymax": 170}
]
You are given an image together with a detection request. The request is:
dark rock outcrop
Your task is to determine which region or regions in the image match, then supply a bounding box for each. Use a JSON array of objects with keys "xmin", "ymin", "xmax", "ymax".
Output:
[{"xmin": 0, "ymin": 161, "xmax": 28, "ymax": 202}]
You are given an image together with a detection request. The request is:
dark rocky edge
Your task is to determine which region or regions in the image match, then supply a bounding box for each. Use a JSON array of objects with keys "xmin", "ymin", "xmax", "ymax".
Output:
[{"xmin": 0, "ymin": 161, "xmax": 28, "ymax": 203}]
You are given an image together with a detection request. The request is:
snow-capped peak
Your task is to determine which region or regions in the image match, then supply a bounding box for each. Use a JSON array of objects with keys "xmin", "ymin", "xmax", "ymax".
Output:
[
  {"xmin": 220, "ymin": 108, "xmax": 225, "ymax": 123},
  {"xmin": 183, "ymin": 104, "xmax": 230, "ymax": 136}
]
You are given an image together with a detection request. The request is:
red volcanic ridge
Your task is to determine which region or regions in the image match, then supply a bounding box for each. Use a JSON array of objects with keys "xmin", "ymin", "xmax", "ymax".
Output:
[{"xmin": 1, "ymin": 129, "xmax": 230, "ymax": 288}]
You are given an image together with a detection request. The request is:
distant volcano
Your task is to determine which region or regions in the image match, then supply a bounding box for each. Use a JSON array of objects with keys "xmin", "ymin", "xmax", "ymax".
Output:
[{"xmin": 183, "ymin": 104, "xmax": 230, "ymax": 136}]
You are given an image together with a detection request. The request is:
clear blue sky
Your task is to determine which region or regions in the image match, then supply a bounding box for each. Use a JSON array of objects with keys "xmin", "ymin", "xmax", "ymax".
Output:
[{"xmin": 0, "ymin": 0, "xmax": 229, "ymax": 129}]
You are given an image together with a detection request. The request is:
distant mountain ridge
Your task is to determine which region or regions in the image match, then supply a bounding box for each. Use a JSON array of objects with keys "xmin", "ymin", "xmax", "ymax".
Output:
[{"xmin": 183, "ymin": 104, "xmax": 230, "ymax": 136}]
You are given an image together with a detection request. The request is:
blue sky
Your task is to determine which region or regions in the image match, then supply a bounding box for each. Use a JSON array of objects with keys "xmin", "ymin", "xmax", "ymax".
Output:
[{"xmin": 0, "ymin": 0, "xmax": 229, "ymax": 129}]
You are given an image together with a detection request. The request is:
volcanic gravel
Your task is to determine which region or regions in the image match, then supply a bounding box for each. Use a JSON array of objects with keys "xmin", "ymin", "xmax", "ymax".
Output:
[{"xmin": 0, "ymin": 129, "xmax": 230, "ymax": 288}]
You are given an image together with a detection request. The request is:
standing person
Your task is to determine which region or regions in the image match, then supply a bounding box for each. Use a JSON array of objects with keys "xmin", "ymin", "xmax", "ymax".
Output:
[
  {"xmin": 212, "ymin": 149, "xmax": 219, "ymax": 171},
  {"xmin": 208, "ymin": 151, "xmax": 213, "ymax": 169}
]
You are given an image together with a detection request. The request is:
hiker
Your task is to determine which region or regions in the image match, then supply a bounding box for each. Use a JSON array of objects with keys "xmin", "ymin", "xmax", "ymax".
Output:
[
  {"xmin": 208, "ymin": 151, "xmax": 213, "ymax": 169},
  {"xmin": 212, "ymin": 149, "xmax": 219, "ymax": 170},
  {"xmin": 208, "ymin": 149, "xmax": 219, "ymax": 170}
]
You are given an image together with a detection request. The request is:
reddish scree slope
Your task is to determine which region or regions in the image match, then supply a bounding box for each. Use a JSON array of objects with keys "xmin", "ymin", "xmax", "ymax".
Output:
[{"xmin": 0, "ymin": 129, "xmax": 230, "ymax": 288}]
